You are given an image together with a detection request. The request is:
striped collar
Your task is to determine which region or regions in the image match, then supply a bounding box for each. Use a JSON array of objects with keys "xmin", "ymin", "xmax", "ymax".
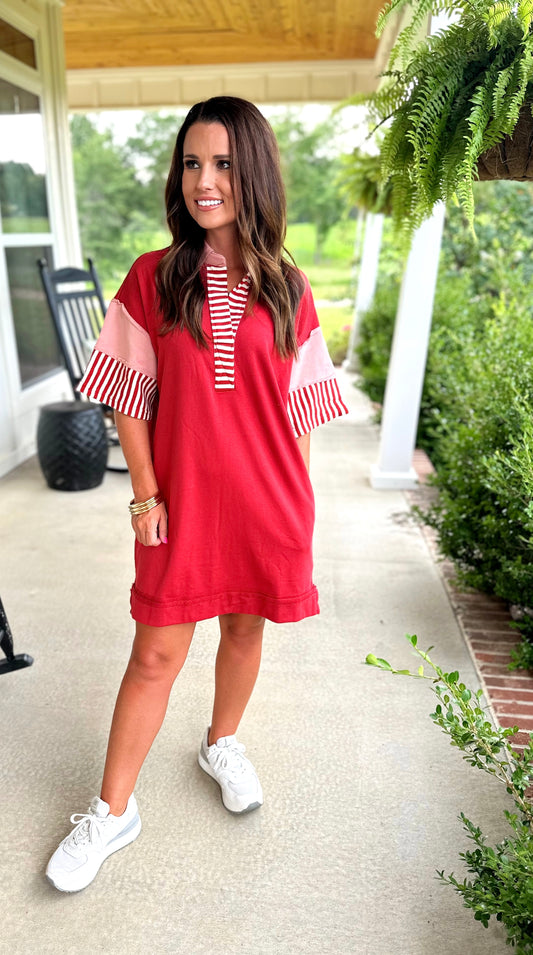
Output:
[{"xmin": 203, "ymin": 244, "xmax": 250, "ymax": 392}]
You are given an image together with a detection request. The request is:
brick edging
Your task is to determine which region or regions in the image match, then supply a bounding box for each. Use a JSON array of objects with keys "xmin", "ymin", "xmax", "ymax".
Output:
[{"xmin": 408, "ymin": 450, "xmax": 533, "ymax": 752}]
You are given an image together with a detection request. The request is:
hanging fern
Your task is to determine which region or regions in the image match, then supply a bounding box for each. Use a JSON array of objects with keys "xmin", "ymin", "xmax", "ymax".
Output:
[
  {"xmin": 359, "ymin": 0, "xmax": 533, "ymax": 234},
  {"xmin": 340, "ymin": 148, "xmax": 395, "ymax": 214}
]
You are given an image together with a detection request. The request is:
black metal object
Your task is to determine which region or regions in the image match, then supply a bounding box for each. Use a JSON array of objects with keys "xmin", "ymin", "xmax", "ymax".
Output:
[
  {"xmin": 37, "ymin": 401, "xmax": 108, "ymax": 491},
  {"xmin": 37, "ymin": 257, "xmax": 127, "ymax": 473},
  {"xmin": 37, "ymin": 257, "xmax": 106, "ymax": 395},
  {"xmin": 0, "ymin": 597, "xmax": 33, "ymax": 675}
]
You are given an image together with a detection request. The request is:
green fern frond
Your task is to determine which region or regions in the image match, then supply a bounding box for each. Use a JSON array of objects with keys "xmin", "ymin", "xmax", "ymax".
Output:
[
  {"xmin": 488, "ymin": 55, "xmax": 530, "ymax": 142},
  {"xmin": 340, "ymin": 149, "xmax": 395, "ymax": 214},
  {"xmin": 485, "ymin": 2, "xmax": 514, "ymax": 43},
  {"xmin": 349, "ymin": 0, "xmax": 533, "ymax": 235},
  {"xmin": 375, "ymin": 0, "xmax": 411, "ymax": 35},
  {"xmin": 517, "ymin": 0, "xmax": 533, "ymax": 37}
]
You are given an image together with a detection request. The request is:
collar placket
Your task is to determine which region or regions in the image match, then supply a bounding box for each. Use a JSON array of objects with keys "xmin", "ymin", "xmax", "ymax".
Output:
[{"xmin": 206, "ymin": 263, "xmax": 250, "ymax": 391}]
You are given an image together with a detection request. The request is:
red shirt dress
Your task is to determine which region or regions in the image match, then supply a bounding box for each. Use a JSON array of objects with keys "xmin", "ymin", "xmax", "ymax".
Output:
[{"xmin": 79, "ymin": 246, "xmax": 349, "ymax": 626}]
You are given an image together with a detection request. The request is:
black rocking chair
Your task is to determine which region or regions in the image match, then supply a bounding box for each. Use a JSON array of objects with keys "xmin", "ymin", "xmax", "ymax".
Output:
[
  {"xmin": 37, "ymin": 258, "xmax": 127, "ymax": 472},
  {"xmin": 0, "ymin": 596, "xmax": 33, "ymax": 675}
]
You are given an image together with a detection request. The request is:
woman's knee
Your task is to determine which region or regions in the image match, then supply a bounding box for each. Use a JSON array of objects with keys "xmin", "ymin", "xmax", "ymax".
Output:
[
  {"xmin": 220, "ymin": 613, "xmax": 265, "ymax": 644},
  {"xmin": 128, "ymin": 622, "xmax": 194, "ymax": 682},
  {"xmin": 128, "ymin": 645, "xmax": 176, "ymax": 683}
]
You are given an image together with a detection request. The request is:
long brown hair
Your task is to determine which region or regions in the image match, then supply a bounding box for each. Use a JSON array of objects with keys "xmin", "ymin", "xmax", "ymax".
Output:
[{"xmin": 155, "ymin": 96, "xmax": 304, "ymax": 358}]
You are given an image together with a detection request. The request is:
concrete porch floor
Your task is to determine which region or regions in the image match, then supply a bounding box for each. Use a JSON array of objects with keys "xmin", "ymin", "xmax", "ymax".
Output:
[{"xmin": 0, "ymin": 370, "xmax": 509, "ymax": 955}]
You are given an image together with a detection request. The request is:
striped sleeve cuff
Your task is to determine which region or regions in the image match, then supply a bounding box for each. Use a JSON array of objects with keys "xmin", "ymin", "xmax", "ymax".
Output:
[
  {"xmin": 78, "ymin": 349, "xmax": 158, "ymax": 420},
  {"xmin": 287, "ymin": 377, "xmax": 349, "ymax": 437}
]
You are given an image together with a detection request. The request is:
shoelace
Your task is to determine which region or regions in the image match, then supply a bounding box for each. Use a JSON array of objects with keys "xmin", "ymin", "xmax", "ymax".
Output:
[
  {"xmin": 66, "ymin": 810, "xmax": 107, "ymax": 850},
  {"xmin": 210, "ymin": 741, "xmax": 250, "ymax": 778}
]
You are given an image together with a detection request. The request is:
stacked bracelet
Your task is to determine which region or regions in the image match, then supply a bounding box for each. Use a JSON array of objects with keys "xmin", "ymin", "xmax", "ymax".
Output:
[{"xmin": 128, "ymin": 493, "xmax": 164, "ymax": 515}]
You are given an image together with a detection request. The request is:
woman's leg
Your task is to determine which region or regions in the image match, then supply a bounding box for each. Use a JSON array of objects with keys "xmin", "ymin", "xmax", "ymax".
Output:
[
  {"xmin": 101, "ymin": 620, "xmax": 195, "ymax": 815},
  {"xmin": 209, "ymin": 613, "xmax": 265, "ymax": 744}
]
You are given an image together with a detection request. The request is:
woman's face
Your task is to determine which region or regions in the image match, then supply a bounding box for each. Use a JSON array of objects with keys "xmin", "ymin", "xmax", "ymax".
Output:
[{"xmin": 182, "ymin": 121, "xmax": 237, "ymax": 241}]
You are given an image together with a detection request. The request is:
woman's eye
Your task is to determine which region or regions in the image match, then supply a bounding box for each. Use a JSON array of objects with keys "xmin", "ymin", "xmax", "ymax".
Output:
[
  {"xmin": 218, "ymin": 160, "xmax": 231, "ymax": 170},
  {"xmin": 184, "ymin": 159, "xmax": 199, "ymax": 169}
]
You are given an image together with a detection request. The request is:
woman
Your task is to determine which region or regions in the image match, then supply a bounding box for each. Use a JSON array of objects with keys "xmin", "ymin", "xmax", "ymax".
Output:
[{"xmin": 46, "ymin": 97, "xmax": 348, "ymax": 893}]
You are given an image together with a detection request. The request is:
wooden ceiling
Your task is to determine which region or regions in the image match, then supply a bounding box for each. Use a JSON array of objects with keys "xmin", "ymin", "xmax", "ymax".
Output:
[{"xmin": 62, "ymin": 0, "xmax": 385, "ymax": 71}]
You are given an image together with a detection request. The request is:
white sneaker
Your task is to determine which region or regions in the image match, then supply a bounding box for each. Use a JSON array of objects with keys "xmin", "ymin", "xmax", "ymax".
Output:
[
  {"xmin": 46, "ymin": 793, "xmax": 141, "ymax": 892},
  {"xmin": 198, "ymin": 728, "xmax": 263, "ymax": 814}
]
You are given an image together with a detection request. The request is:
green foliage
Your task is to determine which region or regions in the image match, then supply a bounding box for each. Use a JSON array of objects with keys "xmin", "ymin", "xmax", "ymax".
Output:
[
  {"xmin": 355, "ymin": 284, "xmax": 398, "ymax": 403},
  {"xmin": 270, "ymin": 110, "xmax": 350, "ymax": 260},
  {"xmin": 70, "ymin": 114, "xmax": 165, "ymax": 287},
  {"xmin": 0, "ymin": 160, "xmax": 48, "ymax": 221},
  {"xmin": 340, "ymin": 148, "xmax": 394, "ymax": 215},
  {"xmin": 358, "ymin": 0, "xmax": 533, "ymax": 234},
  {"xmin": 418, "ymin": 268, "xmax": 533, "ymax": 610},
  {"xmin": 122, "ymin": 111, "xmax": 186, "ymax": 228},
  {"xmin": 356, "ymin": 180, "xmax": 533, "ymax": 661},
  {"xmin": 317, "ymin": 305, "xmax": 353, "ymax": 339},
  {"xmin": 325, "ymin": 324, "xmax": 351, "ymax": 365},
  {"xmin": 510, "ymin": 628, "xmax": 533, "ymax": 670},
  {"xmin": 366, "ymin": 636, "xmax": 533, "ymax": 950},
  {"xmin": 285, "ymin": 221, "xmax": 356, "ymax": 303},
  {"xmin": 71, "ymin": 110, "xmax": 355, "ymax": 292},
  {"xmin": 353, "ymin": 218, "xmax": 408, "ymax": 402}
]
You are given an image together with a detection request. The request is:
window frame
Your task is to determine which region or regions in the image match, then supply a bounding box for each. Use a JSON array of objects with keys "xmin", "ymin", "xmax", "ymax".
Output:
[{"xmin": 0, "ymin": 2, "xmax": 61, "ymax": 394}]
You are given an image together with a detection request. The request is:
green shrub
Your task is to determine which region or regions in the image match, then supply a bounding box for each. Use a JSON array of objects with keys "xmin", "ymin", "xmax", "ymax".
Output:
[
  {"xmin": 418, "ymin": 274, "xmax": 489, "ymax": 466},
  {"xmin": 367, "ymin": 637, "xmax": 533, "ymax": 952},
  {"xmin": 355, "ymin": 268, "xmax": 483, "ymax": 428},
  {"xmin": 356, "ymin": 183, "xmax": 533, "ymax": 649},
  {"xmin": 355, "ymin": 284, "xmax": 398, "ymax": 402},
  {"xmin": 419, "ymin": 294, "xmax": 533, "ymax": 608},
  {"xmin": 325, "ymin": 324, "xmax": 351, "ymax": 366}
]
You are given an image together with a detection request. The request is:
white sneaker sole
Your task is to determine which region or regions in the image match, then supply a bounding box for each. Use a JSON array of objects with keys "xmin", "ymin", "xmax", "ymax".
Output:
[
  {"xmin": 198, "ymin": 751, "xmax": 263, "ymax": 814},
  {"xmin": 46, "ymin": 814, "xmax": 142, "ymax": 893}
]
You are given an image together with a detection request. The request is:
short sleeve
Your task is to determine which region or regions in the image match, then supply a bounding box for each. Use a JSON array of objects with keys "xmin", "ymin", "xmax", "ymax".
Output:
[
  {"xmin": 78, "ymin": 260, "xmax": 158, "ymax": 420},
  {"xmin": 287, "ymin": 277, "xmax": 349, "ymax": 437}
]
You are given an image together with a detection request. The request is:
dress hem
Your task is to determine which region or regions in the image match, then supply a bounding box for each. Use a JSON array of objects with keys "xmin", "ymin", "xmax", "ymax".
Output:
[{"xmin": 130, "ymin": 584, "xmax": 320, "ymax": 626}]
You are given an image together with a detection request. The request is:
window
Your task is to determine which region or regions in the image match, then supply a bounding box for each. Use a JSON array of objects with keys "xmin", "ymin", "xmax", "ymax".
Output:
[
  {"xmin": 6, "ymin": 246, "xmax": 61, "ymax": 386},
  {"xmin": 0, "ymin": 80, "xmax": 50, "ymax": 233},
  {"xmin": 0, "ymin": 18, "xmax": 36, "ymax": 68},
  {"xmin": 0, "ymin": 76, "xmax": 58, "ymax": 387}
]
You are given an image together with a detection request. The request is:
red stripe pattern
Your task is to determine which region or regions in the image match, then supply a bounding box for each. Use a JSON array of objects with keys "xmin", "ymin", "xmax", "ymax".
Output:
[
  {"xmin": 79, "ymin": 348, "xmax": 158, "ymax": 420},
  {"xmin": 206, "ymin": 264, "xmax": 250, "ymax": 390},
  {"xmin": 288, "ymin": 377, "xmax": 349, "ymax": 437}
]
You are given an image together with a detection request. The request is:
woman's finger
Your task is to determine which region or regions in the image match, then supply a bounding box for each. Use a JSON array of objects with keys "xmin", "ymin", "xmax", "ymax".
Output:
[
  {"xmin": 158, "ymin": 505, "xmax": 168, "ymax": 544},
  {"xmin": 131, "ymin": 503, "xmax": 167, "ymax": 547}
]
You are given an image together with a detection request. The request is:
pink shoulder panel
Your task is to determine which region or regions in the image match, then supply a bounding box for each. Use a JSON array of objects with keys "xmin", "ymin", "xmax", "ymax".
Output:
[
  {"xmin": 289, "ymin": 327, "xmax": 336, "ymax": 393},
  {"xmin": 95, "ymin": 299, "xmax": 157, "ymax": 380}
]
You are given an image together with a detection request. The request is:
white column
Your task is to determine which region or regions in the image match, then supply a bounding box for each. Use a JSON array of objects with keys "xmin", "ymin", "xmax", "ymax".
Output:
[
  {"xmin": 42, "ymin": 0, "xmax": 82, "ymax": 266},
  {"xmin": 370, "ymin": 202, "xmax": 445, "ymax": 489},
  {"xmin": 345, "ymin": 212, "xmax": 384, "ymax": 372}
]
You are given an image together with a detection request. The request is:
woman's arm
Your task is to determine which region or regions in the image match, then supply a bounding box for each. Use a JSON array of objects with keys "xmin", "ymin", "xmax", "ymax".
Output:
[
  {"xmin": 115, "ymin": 411, "xmax": 168, "ymax": 547},
  {"xmin": 296, "ymin": 432, "xmax": 310, "ymax": 472}
]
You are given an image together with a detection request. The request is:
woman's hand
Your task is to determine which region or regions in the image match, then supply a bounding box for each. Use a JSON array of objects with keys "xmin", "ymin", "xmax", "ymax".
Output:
[
  {"xmin": 113, "ymin": 412, "xmax": 168, "ymax": 547},
  {"xmin": 131, "ymin": 501, "xmax": 168, "ymax": 547}
]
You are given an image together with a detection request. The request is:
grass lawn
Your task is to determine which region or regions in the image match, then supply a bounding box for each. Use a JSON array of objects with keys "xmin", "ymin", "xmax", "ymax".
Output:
[
  {"xmin": 286, "ymin": 221, "xmax": 355, "ymax": 304},
  {"xmin": 286, "ymin": 221, "xmax": 355, "ymax": 341},
  {"xmin": 316, "ymin": 304, "xmax": 353, "ymax": 340}
]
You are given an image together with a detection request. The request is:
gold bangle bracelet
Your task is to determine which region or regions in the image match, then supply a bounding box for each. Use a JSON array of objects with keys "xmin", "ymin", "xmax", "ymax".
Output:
[{"xmin": 128, "ymin": 493, "xmax": 164, "ymax": 515}]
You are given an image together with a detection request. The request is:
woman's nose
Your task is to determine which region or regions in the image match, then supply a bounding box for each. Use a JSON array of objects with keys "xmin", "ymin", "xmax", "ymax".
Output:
[{"xmin": 198, "ymin": 164, "xmax": 214, "ymax": 189}]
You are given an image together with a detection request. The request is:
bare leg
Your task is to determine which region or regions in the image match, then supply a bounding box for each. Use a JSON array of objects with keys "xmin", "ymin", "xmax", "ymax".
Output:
[
  {"xmin": 101, "ymin": 620, "xmax": 195, "ymax": 815},
  {"xmin": 209, "ymin": 613, "xmax": 265, "ymax": 745}
]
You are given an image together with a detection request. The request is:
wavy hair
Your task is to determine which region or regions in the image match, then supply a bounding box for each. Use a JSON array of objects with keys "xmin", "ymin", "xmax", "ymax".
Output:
[{"xmin": 155, "ymin": 96, "xmax": 304, "ymax": 358}]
